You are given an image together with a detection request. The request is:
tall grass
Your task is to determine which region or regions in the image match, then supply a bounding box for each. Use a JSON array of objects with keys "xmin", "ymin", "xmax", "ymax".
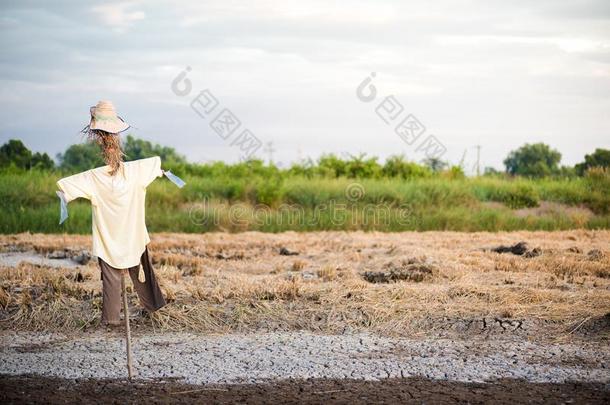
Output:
[{"xmin": 1, "ymin": 169, "xmax": 608, "ymax": 233}]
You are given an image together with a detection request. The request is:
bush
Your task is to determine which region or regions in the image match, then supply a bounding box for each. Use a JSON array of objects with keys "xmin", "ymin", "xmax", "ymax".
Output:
[
  {"xmin": 441, "ymin": 166, "xmax": 465, "ymax": 180},
  {"xmin": 583, "ymin": 167, "xmax": 610, "ymax": 214},
  {"xmin": 344, "ymin": 154, "xmax": 381, "ymax": 178},
  {"xmin": 585, "ymin": 166, "xmax": 610, "ymax": 185},
  {"xmin": 500, "ymin": 184, "xmax": 539, "ymax": 209},
  {"xmin": 382, "ymin": 155, "xmax": 431, "ymax": 179},
  {"xmin": 316, "ymin": 154, "xmax": 347, "ymax": 178},
  {"xmin": 475, "ymin": 179, "xmax": 540, "ymax": 209},
  {"xmin": 251, "ymin": 177, "xmax": 285, "ymax": 206},
  {"xmin": 575, "ymin": 149, "xmax": 610, "ymax": 175}
]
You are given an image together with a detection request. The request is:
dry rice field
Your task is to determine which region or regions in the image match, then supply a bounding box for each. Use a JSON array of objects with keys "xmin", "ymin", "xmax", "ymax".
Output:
[{"xmin": 1, "ymin": 230, "xmax": 609, "ymax": 340}]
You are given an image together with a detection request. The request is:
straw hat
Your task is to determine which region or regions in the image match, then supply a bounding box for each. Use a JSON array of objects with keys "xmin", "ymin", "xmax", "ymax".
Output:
[{"xmin": 89, "ymin": 100, "xmax": 130, "ymax": 133}]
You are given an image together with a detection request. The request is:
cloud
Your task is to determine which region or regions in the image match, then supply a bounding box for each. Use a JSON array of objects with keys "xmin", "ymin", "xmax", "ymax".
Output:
[
  {"xmin": 0, "ymin": 0, "xmax": 608, "ymax": 170},
  {"xmin": 91, "ymin": 2, "xmax": 145, "ymax": 32}
]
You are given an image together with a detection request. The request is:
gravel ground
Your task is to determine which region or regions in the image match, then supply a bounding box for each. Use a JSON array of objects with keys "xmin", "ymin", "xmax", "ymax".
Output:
[{"xmin": 1, "ymin": 331, "xmax": 609, "ymax": 385}]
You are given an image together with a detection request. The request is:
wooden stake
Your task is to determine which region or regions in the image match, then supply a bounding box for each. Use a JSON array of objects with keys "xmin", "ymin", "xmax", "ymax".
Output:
[{"xmin": 121, "ymin": 270, "xmax": 134, "ymax": 380}]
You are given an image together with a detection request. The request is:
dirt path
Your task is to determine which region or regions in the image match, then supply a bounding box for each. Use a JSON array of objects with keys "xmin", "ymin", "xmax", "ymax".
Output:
[{"xmin": 1, "ymin": 374, "xmax": 608, "ymax": 404}]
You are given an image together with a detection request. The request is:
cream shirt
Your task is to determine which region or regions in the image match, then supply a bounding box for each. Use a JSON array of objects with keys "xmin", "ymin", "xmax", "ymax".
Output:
[{"xmin": 57, "ymin": 156, "xmax": 163, "ymax": 269}]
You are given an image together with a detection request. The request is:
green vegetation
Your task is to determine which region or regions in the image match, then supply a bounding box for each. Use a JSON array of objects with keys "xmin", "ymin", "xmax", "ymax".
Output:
[
  {"xmin": 0, "ymin": 139, "xmax": 54, "ymax": 170},
  {"xmin": 503, "ymin": 143, "xmax": 562, "ymax": 178},
  {"xmin": 575, "ymin": 148, "xmax": 610, "ymax": 176},
  {"xmin": 1, "ymin": 137, "xmax": 609, "ymax": 234},
  {"xmin": 1, "ymin": 166, "xmax": 608, "ymax": 234},
  {"xmin": 57, "ymin": 142, "xmax": 104, "ymax": 172}
]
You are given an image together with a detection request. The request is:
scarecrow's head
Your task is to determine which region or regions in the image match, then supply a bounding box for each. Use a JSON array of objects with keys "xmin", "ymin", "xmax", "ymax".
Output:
[{"xmin": 81, "ymin": 101, "xmax": 130, "ymax": 175}]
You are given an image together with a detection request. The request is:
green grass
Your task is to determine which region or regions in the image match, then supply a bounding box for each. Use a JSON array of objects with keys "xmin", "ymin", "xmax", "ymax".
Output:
[{"xmin": 1, "ymin": 170, "xmax": 608, "ymax": 233}]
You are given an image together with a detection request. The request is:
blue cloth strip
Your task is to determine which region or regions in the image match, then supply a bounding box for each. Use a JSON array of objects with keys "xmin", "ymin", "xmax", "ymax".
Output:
[
  {"xmin": 164, "ymin": 170, "xmax": 186, "ymax": 188},
  {"xmin": 56, "ymin": 190, "xmax": 68, "ymax": 224}
]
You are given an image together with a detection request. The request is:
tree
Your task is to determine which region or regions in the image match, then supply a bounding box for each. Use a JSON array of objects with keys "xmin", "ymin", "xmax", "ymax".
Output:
[
  {"xmin": 0, "ymin": 139, "xmax": 32, "ymax": 169},
  {"xmin": 58, "ymin": 135, "xmax": 188, "ymax": 172},
  {"xmin": 287, "ymin": 158, "xmax": 315, "ymax": 178},
  {"xmin": 31, "ymin": 152, "xmax": 55, "ymax": 170},
  {"xmin": 0, "ymin": 139, "xmax": 55, "ymax": 170},
  {"xmin": 317, "ymin": 154, "xmax": 347, "ymax": 178},
  {"xmin": 422, "ymin": 157, "xmax": 447, "ymax": 173},
  {"xmin": 57, "ymin": 142, "xmax": 104, "ymax": 172},
  {"xmin": 382, "ymin": 155, "xmax": 431, "ymax": 179},
  {"xmin": 503, "ymin": 143, "xmax": 561, "ymax": 178},
  {"xmin": 122, "ymin": 135, "xmax": 186, "ymax": 164},
  {"xmin": 344, "ymin": 153, "xmax": 381, "ymax": 178},
  {"xmin": 558, "ymin": 165, "xmax": 577, "ymax": 178},
  {"xmin": 483, "ymin": 166, "xmax": 501, "ymax": 176},
  {"xmin": 575, "ymin": 148, "xmax": 610, "ymax": 176}
]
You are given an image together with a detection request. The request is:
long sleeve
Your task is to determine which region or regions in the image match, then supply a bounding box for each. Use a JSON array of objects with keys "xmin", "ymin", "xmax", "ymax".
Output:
[
  {"xmin": 56, "ymin": 170, "xmax": 94, "ymax": 225},
  {"xmin": 136, "ymin": 156, "xmax": 163, "ymax": 188},
  {"xmin": 57, "ymin": 171, "xmax": 94, "ymax": 202}
]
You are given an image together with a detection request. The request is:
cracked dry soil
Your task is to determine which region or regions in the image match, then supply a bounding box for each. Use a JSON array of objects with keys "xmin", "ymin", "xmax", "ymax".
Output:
[{"xmin": 1, "ymin": 331, "xmax": 609, "ymax": 404}]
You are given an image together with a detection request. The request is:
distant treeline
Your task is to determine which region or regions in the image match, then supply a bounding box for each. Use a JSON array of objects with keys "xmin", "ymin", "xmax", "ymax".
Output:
[
  {"xmin": 1, "ymin": 135, "xmax": 609, "ymax": 234},
  {"xmin": 0, "ymin": 136, "xmax": 609, "ymax": 179}
]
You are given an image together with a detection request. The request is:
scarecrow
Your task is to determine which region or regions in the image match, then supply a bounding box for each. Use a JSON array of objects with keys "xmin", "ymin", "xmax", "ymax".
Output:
[{"xmin": 56, "ymin": 100, "xmax": 185, "ymax": 378}]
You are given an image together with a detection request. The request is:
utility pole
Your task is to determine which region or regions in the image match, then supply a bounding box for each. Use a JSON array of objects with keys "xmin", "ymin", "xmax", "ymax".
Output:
[
  {"xmin": 475, "ymin": 145, "xmax": 481, "ymax": 176},
  {"xmin": 263, "ymin": 141, "xmax": 275, "ymax": 165},
  {"xmin": 459, "ymin": 149, "xmax": 467, "ymax": 169}
]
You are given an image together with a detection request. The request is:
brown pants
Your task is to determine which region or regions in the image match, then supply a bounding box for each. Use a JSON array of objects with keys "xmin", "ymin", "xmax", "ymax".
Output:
[{"xmin": 98, "ymin": 248, "xmax": 166, "ymax": 324}]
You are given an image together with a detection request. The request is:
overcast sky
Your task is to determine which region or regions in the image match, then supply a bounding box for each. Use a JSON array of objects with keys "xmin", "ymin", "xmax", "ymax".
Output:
[{"xmin": 1, "ymin": 0, "xmax": 609, "ymax": 172}]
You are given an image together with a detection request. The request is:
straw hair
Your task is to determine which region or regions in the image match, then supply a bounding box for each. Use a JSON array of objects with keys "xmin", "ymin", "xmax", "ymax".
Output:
[
  {"xmin": 81, "ymin": 127, "xmax": 125, "ymax": 176},
  {"xmin": 96, "ymin": 131, "xmax": 124, "ymax": 176}
]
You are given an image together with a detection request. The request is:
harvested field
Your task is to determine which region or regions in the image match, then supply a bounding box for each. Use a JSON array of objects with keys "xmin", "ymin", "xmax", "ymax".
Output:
[
  {"xmin": 0, "ymin": 230, "xmax": 608, "ymax": 339},
  {"xmin": 1, "ymin": 231, "xmax": 609, "ymax": 403}
]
